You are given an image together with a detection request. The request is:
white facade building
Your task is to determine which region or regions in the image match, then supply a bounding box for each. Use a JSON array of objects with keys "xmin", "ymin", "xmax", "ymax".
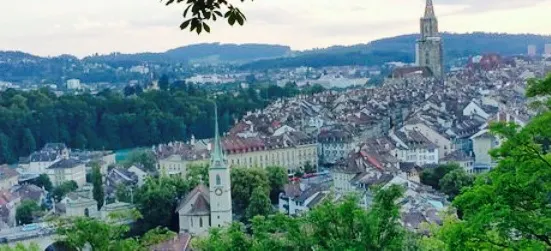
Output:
[
  {"xmin": 46, "ymin": 159, "xmax": 86, "ymax": 187},
  {"xmin": 66, "ymin": 79, "xmax": 82, "ymax": 90}
]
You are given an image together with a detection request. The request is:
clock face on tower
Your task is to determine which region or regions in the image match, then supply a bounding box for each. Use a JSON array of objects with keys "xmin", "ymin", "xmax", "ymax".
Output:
[{"xmin": 215, "ymin": 188, "xmax": 223, "ymax": 196}]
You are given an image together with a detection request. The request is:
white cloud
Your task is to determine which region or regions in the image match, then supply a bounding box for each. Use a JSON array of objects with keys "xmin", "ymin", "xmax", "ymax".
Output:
[{"xmin": 0, "ymin": 0, "xmax": 549, "ymax": 57}]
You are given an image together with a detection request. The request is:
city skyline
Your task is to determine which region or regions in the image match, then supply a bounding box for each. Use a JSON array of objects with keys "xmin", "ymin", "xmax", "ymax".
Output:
[{"xmin": 1, "ymin": 0, "xmax": 550, "ymax": 57}]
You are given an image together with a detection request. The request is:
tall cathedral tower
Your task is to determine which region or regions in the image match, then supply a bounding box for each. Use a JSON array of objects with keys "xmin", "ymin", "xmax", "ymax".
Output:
[
  {"xmin": 416, "ymin": 0, "xmax": 444, "ymax": 78},
  {"xmin": 209, "ymin": 103, "xmax": 233, "ymax": 228}
]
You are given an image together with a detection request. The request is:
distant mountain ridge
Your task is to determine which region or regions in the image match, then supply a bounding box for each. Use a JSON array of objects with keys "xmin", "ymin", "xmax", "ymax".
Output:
[
  {"xmin": 240, "ymin": 32, "xmax": 551, "ymax": 69},
  {"xmin": 1, "ymin": 32, "xmax": 550, "ymax": 69},
  {"xmin": 81, "ymin": 43, "xmax": 292, "ymax": 64}
]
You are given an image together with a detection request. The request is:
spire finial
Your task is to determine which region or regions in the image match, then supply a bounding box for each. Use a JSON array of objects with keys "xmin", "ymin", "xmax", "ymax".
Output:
[
  {"xmin": 424, "ymin": 0, "xmax": 435, "ymax": 17},
  {"xmin": 211, "ymin": 102, "xmax": 225, "ymax": 164}
]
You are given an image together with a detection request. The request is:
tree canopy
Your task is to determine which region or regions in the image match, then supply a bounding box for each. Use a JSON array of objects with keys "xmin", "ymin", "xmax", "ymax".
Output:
[
  {"xmin": 0, "ymin": 83, "xmax": 311, "ymax": 164},
  {"xmin": 265, "ymin": 166, "xmax": 287, "ymax": 203},
  {"xmin": 52, "ymin": 180, "xmax": 79, "ymax": 202},
  {"xmin": 28, "ymin": 174, "xmax": 53, "ymax": 192},
  {"xmin": 55, "ymin": 214, "xmax": 176, "ymax": 251},
  {"xmin": 15, "ymin": 200, "xmax": 42, "ymax": 225},
  {"xmin": 195, "ymin": 185, "xmax": 409, "ymax": 250}
]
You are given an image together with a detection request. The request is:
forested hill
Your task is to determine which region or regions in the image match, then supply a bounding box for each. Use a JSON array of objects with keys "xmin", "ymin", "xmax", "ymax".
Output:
[
  {"xmin": 241, "ymin": 32, "xmax": 551, "ymax": 69},
  {"xmin": 0, "ymin": 82, "xmax": 321, "ymax": 164},
  {"xmin": 82, "ymin": 43, "xmax": 292, "ymax": 64}
]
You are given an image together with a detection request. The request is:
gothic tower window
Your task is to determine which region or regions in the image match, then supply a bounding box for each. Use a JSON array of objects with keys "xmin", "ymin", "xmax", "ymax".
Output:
[{"xmin": 216, "ymin": 174, "xmax": 221, "ymax": 185}]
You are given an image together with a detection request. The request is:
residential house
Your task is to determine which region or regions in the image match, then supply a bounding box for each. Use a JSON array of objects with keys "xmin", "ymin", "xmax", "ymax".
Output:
[
  {"xmin": 105, "ymin": 167, "xmax": 138, "ymax": 200},
  {"xmin": 390, "ymin": 128, "xmax": 439, "ymax": 166},
  {"xmin": 12, "ymin": 184, "xmax": 45, "ymax": 206},
  {"xmin": 0, "ymin": 166, "xmax": 19, "ymax": 190},
  {"xmin": 403, "ymin": 121, "xmax": 453, "ymax": 159},
  {"xmin": 462, "ymin": 100, "xmax": 498, "ymax": 121},
  {"xmin": 470, "ymin": 129, "xmax": 499, "ymax": 173},
  {"xmin": 157, "ymin": 144, "xmax": 210, "ymax": 178},
  {"xmin": 317, "ymin": 128, "xmax": 353, "ymax": 165},
  {"xmin": 441, "ymin": 150, "xmax": 475, "ymax": 173},
  {"xmin": 20, "ymin": 143, "xmax": 69, "ymax": 174},
  {"xmin": 46, "ymin": 159, "xmax": 86, "ymax": 187},
  {"xmin": 398, "ymin": 162, "xmax": 421, "ymax": 183},
  {"xmin": 278, "ymin": 183, "xmax": 329, "ymax": 216},
  {"xmin": 128, "ymin": 165, "xmax": 149, "ymax": 187}
]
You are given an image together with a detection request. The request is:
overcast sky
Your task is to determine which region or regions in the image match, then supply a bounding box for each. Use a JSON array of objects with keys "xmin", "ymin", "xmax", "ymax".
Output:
[{"xmin": 1, "ymin": 0, "xmax": 550, "ymax": 57}]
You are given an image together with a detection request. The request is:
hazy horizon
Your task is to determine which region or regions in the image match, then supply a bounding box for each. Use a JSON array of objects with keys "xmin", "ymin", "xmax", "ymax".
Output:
[{"xmin": 1, "ymin": 0, "xmax": 551, "ymax": 57}]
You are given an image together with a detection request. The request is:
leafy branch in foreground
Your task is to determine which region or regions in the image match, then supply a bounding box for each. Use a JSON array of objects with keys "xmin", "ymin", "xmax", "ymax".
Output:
[{"xmin": 163, "ymin": 0, "xmax": 251, "ymax": 34}]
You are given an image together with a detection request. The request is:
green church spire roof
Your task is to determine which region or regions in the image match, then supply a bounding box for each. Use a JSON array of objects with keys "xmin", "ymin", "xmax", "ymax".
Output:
[{"xmin": 211, "ymin": 102, "xmax": 225, "ymax": 167}]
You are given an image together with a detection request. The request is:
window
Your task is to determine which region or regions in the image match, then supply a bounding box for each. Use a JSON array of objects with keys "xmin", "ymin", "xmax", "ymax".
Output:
[
  {"xmin": 200, "ymin": 218, "xmax": 203, "ymax": 228},
  {"xmin": 191, "ymin": 218, "xmax": 194, "ymax": 227},
  {"xmin": 216, "ymin": 175, "xmax": 221, "ymax": 185},
  {"xmin": 84, "ymin": 208, "xmax": 89, "ymax": 217}
]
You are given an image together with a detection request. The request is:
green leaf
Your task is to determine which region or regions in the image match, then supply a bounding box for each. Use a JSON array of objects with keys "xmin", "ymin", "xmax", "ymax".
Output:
[
  {"xmin": 237, "ymin": 16, "xmax": 244, "ymax": 25},
  {"xmin": 203, "ymin": 23, "xmax": 211, "ymax": 33},
  {"xmin": 228, "ymin": 15, "xmax": 236, "ymax": 25},
  {"xmin": 180, "ymin": 20, "xmax": 192, "ymax": 30},
  {"xmin": 196, "ymin": 23, "xmax": 202, "ymax": 34}
]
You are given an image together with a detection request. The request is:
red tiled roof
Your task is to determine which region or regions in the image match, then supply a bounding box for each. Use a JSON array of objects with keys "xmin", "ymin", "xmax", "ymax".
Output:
[{"xmin": 149, "ymin": 233, "xmax": 192, "ymax": 251}]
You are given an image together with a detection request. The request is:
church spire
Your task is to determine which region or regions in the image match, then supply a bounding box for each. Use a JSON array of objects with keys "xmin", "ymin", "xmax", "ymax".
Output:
[
  {"xmin": 211, "ymin": 102, "xmax": 225, "ymax": 164},
  {"xmin": 424, "ymin": 0, "xmax": 435, "ymax": 17}
]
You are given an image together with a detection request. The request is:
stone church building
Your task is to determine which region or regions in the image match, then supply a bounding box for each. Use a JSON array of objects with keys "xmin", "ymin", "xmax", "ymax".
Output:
[
  {"xmin": 176, "ymin": 104, "xmax": 233, "ymax": 236},
  {"xmin": 416, "ymin": 0, "xmax": 444, "ymax": 78}
]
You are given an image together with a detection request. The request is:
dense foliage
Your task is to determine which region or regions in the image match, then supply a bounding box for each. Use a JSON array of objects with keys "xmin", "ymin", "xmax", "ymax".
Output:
[
  {"xmin": 0, "ymin": 85, "xmax": 280, "ymax": 164},
  {"xmin": 55, "ymin": 213, "xmax": 176, "ymax": 251},
  {"xmin": 195, "ymin": 185, "xmax": 409, "ymax": 250},
  {"xmin": 0, "ymin": 243, "xmax": 40, "ymax": 251},
  {"xmin": 122, "ymin": 150, "xmax": 157, "ymax": 172},
  {"xmin": 15, "ymin": 200, "xmax": 42, "ymax": 225},
  {"xmin": 28, "ymin": 174, "xmax": 53, "ymax": 192},
  {"xmin": 265, "ymin": 166, "xmax": 288, "ymax": 203},
  {"xmin": 52, "ymin": 181, "xmax": 78, "ymax": 202}
]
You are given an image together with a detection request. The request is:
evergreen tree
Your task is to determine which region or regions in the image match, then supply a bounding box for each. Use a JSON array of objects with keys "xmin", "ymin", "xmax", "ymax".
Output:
[{"xmin": 92, "ymin": 164, "xmax": 105, "ymax": 210}]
